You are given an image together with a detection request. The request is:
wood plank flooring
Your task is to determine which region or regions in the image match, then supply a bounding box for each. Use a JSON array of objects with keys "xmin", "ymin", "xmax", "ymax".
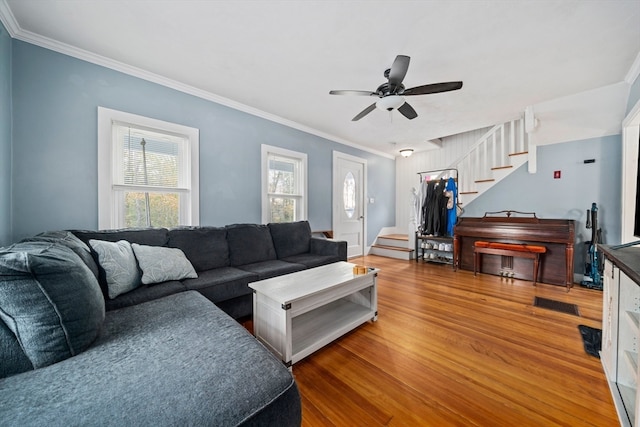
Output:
[{"xmin": 288, "ymin": 255, "xmax": 618, "ymax": 426}]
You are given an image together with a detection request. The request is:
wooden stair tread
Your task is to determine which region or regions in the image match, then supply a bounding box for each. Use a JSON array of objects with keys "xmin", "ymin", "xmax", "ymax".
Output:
[
  {"xmin": 459, "ymin": 191, "xmax": 479, "ymax": 195},
  {"xmin": 379, "ymin": 234, "xmax": 409, "ymax": 241},
  {"xmin": 509, "ymin": 151, "xmax": 528, "ymax": 157},
  {"xmin": 371, "ymin": 244, "xmax": 412, "ymax": 253},
  {"xmin": 491, "ymin": 165, "xmax": 513, "ymax": 171},
  {"xmin": 475, "ymin": 178, "xmax": 496, "ymax": 183}
]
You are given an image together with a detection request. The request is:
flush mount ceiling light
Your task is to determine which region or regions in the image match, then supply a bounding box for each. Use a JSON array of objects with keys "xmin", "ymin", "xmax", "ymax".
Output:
[
  {"xmin": 376, "ymin": 95, "xmax": 405, "ymax": 111},
  {"xmin": 399, "ymin": 148, "xmax": 414, "ymax": 158}
]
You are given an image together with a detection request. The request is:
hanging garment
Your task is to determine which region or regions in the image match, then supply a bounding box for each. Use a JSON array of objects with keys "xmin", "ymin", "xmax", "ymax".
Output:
[
  {"xmin": 416, "ymin": 178, "xmax": 428, "ymax": 233},
  {"xmin": 409, "ymin": 187, "xmax": 420, "ymax": 232},
  {"xmin": 445, "ymin": 177, "xmax": 458, "ymax": 236},
  {"xmin": 434, "ymin": 178, "xmax": 448, "ymax": 236},
  {"xmin": 422, "ymin": 180, "xmax": 438, "ymax": 235}
]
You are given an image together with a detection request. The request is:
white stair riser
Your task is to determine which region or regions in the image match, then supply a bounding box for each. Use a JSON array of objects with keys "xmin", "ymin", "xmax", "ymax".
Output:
[
  {"xmin": 376, "ymin": 237, "xmax": 409, "ymax": 248},
  {"xmin": 369, "ymin": 246, "xmax": 413, "ymax": 260}
]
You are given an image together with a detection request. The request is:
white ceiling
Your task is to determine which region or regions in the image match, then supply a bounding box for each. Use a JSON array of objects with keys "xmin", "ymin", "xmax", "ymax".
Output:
[{"xmin": 2, "ymin": 0, "xmax": 640, "ymax": 157}]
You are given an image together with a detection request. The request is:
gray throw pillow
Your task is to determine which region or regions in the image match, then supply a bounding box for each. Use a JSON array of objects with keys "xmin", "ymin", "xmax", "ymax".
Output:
[
  {"xmin": 131, "ymin": 243, "xmax": 198, "ymax": 285},
  {"xmin": 0, "ymin": 241, "xmax": 105, "ymax": 371},
  {"xmin": 89, "ymin": 239, "xmax": 141, "ymax": 299}
]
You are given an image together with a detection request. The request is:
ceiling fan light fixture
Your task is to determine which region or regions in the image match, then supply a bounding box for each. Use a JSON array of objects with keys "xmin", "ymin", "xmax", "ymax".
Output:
[
  {"xmin": 399, "ymin": 148, "xmax": 414, "ymax": 158},
  {"xmin": 376, "ymin": 95, "xmax": 404, "ymax": 111}
]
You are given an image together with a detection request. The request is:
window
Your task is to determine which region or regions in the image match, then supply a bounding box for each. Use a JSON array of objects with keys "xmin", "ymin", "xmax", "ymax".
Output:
[
  {"xmin": 261, "ymin": 145, "xmax": 307, "ymax": 223},
  {"xmin": 98, "ymin": 107, "xmax": 199, "ymax": 229}
]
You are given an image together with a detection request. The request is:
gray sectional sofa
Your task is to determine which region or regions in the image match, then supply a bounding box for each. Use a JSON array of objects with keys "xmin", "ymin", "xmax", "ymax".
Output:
[
  {"xmin": 73, "ymin": 220, "xmax": 346, "ymax": 318},
  {"xmin": 0, "ymin": 220, "xmax": 347, "ymax": 426}
]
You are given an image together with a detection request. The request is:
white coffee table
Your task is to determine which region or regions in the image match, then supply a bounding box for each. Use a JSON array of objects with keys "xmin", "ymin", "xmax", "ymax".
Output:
[{"xmin": 249, "ymin": 261, "xmax": 378, "ymax": 368}]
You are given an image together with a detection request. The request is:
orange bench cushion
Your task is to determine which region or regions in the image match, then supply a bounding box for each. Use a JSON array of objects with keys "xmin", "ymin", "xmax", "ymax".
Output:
[{"xmin": 474, "ymin": 241, "xmax": 546, "ymax": 254}]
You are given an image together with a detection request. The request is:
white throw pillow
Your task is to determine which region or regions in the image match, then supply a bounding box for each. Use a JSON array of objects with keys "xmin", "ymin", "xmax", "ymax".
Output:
[
  {"xmin": 89, "ymin": 239, "xmax": 141, "ymax": 299},
  {"xmin": 131, "ymin": 243, "xmax": 198, "ymax": 285}
]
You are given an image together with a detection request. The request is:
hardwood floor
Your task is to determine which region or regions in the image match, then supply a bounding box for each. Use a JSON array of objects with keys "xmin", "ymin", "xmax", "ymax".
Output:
[{"xmin": 290, "ymin": 255, "xmax": 618, "ymax": 426}]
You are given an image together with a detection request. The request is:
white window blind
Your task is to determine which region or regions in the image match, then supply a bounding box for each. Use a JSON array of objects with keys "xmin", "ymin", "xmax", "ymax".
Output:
[
  {"xmin": 261, "ymin": 145, "xmax": 307, "ymax": 224},
  {"xmin": 98, "ymin": 107, "xmax": 199, "ymax": 229}
]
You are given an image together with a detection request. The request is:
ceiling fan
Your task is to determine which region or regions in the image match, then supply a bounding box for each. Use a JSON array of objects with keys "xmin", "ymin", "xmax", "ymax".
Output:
[{"xmin": 329, "ymin": 55, "xmax": 463, "ymax": 121}]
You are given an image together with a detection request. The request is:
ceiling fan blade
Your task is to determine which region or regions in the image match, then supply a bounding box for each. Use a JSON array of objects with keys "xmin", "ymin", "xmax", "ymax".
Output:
[
  {"xmin": 398, "ymin": 102, "xmax": 418, "ymax": 120},
  {"xmin": 352, "ymin": 103, "xmax": 377, "ymax": 121},
  {"xmin": 403, "ymin": 81, "xmax": 463, "ymax": 96},
  {"xmin": 330, "ymin": 90, "xmax": 377, "ymax": 96},
  {"xmin": 388, "ymin": 55, "xmax": 410, "ymax": 88}
]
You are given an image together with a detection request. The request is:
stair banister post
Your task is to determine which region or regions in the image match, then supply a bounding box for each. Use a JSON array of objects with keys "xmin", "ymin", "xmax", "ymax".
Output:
[
  {"xmin": 492, "ymin": 131, "xmax": 497, "ymax": 169},
  {"xmin": 510, "ymin": 120, "xmax": 515, "ymax": 156},
  {"xmin": 528, "ymin": 136, "xmax": 537, "ymax": 173},
  {"xmin": 500, "ymin": 124, "xmax": 505, "ymax": 166}
]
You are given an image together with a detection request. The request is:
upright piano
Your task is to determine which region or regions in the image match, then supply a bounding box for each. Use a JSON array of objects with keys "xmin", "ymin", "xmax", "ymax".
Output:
[{"xmin": 453, "ymin": 211, "xmax": 575, "ymax": 288}]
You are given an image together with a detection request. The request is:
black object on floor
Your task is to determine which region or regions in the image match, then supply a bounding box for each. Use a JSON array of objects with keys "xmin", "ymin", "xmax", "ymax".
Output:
[
  {"xmin": 533, "ymin": 297, "xmax": 580, "ymax": 316},
  {"xmin": 578, "ymin": 325, "xmax": 602, "ymax": 358}
]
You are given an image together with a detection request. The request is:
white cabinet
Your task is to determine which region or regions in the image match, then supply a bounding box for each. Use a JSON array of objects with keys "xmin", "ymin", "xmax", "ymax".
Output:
[{"xmin": 601, "ymin": 245, "xmax": 640, "ymax": 426}]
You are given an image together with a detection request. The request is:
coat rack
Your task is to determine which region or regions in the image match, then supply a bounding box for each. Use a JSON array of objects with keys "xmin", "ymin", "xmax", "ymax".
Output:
[{"xmin": 417, "ymin": 168, "xmax": 458, "ymax": 183}]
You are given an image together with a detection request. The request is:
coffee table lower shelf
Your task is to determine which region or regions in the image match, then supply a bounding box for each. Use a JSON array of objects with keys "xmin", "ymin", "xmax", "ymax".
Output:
[{"xmin": 292, "ymin": 299, "xmax": 375, "ymax": 363}]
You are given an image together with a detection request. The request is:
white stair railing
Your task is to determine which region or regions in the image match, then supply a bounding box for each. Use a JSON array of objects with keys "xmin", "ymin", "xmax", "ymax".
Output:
[{"xmin": 445, "ymin": 117, "xmax": 528, "ymax": 197}]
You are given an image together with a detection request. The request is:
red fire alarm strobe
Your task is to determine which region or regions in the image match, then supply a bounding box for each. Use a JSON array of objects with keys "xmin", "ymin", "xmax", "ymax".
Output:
[{"xmin": 554, "ymin": 171, "xmax": 561, "ymax": 179}]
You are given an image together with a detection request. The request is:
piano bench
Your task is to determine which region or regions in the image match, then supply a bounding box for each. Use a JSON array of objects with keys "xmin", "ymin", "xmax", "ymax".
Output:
[{"xmin": 473, "ymin": 241, "xmax": 547, "ymax": 285}]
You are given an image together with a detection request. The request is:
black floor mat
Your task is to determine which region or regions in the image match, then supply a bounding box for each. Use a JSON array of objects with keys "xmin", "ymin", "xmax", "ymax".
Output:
[
  {"xmin": 533, "ymin": 297, "xmax": 580, "ymax": 316},
  {"xmin": 578, "ymin": 325, "xmax": 602, "ymax": 358}
]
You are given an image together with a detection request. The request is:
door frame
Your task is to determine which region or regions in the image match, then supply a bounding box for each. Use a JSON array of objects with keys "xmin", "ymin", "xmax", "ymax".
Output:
[{"xmin": 332, "ymin": 151, "xmax": 367, "ymax": 257}]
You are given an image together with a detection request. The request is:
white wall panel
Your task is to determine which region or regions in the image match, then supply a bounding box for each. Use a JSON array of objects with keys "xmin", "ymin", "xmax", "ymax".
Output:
[{"xmin": 395, "ymin": 127, "xmax": 491, "ymax": 235}]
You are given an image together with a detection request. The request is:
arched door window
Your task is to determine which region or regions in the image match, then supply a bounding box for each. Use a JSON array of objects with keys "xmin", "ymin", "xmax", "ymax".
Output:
[{"xmin": 343, "ymin": 171, "xmax": 356, "ymax": 218}]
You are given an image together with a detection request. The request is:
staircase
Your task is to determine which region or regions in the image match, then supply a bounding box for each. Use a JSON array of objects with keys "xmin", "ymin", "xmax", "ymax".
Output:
[
  {"xmin": 369, "ymin": 233, "xmax": 413, "ymax": 260},
  {"xmin": 369, "ymin": 116, "xmax": 530, "ymax": 260},
  {"xmin": 451, "ymin": 117, "xmax": 529, "ymax": 207}
]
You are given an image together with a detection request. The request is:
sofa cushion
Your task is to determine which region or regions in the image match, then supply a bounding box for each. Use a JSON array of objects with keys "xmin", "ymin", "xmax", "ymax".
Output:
[
  {"xmin": 89, "ymin": 240, "xmax": 141, "ymax": 299},
  {"xmin": 182, "ymin": 267, "xmax": 258, "ymax": 303},
  {"xmin": 0, "ymin": 319, "xmax": 33, "ymax": 379},
  {"xmin": 105, "ymin": 281, "xmax": 187, "ymax": 311},
  {"xmin": 226, "ymin": 224, "xmax": 277, "ymax": 266},
  {"xmin": 268, "ymin": 220, "xmax": 312, "ymax": 259},
  {"xmin": 168, "ymin": 226, "xmax": 229, "ymax": 270},
  {"xmin": 280, "ymin": 253, "xmax": 340, "ymax": 269},
  {"xmin": 21, "ymin": 230, "xmax": 99, "ymax": 280},
  {"xmin": 0, "ymin": 241, "xmax": 105, "ymax": 372},
  {"xmin": 72, "ymin": 228, "xmax": 170, "ymax": 247},
  {"xmin": 237, "ymin": 260, "xmax": 306, "ymax": 281},
  {"xmin": 131, "ymin": 244, "xmax": 197, "ymax": 285},
  {"xmin": 0, "ymin": 292, "xmax": 301, "ymax": 426}
]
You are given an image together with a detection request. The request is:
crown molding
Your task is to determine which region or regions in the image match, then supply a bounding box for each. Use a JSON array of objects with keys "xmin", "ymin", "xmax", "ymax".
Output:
[
  {"xmin": 0, "ymin": 0, "xmax": 393, "ymax": 160},
  {"xmin": 625, "ymin": 50, "xmax": 640, "ymax": 85},
  {"xmin": 0, "ymin": 0, "xmax": 19, "ymax": 36}
]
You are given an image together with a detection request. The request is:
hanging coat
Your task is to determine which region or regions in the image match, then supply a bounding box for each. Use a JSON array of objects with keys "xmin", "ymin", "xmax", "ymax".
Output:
[{"xmin": 445, "ymin": 177, "xmax": 458, "ymax": 236}]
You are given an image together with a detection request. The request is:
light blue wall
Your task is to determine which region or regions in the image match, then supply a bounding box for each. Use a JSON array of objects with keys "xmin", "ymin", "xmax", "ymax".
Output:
[
  {"xmin": 462, "ymin": 135, "xmax": 622, "ymax": 273},
  {"xmin": 0, "ymin": 22, "xmax": 11, "ymax": 247},
  {"xmin": 10, "ymin": 41, "xmax": 395, "ymax": 243}
]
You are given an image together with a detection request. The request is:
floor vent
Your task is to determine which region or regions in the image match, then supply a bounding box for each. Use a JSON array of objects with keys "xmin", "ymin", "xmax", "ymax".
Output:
[{"xmin": 533, "ymin": 297, "xmax": 580, "ymax": 316}]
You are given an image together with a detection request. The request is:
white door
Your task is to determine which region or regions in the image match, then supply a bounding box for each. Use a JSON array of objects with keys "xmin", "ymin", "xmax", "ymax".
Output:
[{"xmin": 333, "ymin": 152, "xmax": 366, "ymax": 258}]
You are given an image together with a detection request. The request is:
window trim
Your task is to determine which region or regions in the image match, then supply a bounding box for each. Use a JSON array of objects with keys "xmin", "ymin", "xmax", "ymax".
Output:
[
  {"xmin": 261, "ymin": 144, "xmax": 307, "ymax": 224},
  {"xmin": 97, "ymin": 107, "xmax": 199, "ymax": 229}
]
